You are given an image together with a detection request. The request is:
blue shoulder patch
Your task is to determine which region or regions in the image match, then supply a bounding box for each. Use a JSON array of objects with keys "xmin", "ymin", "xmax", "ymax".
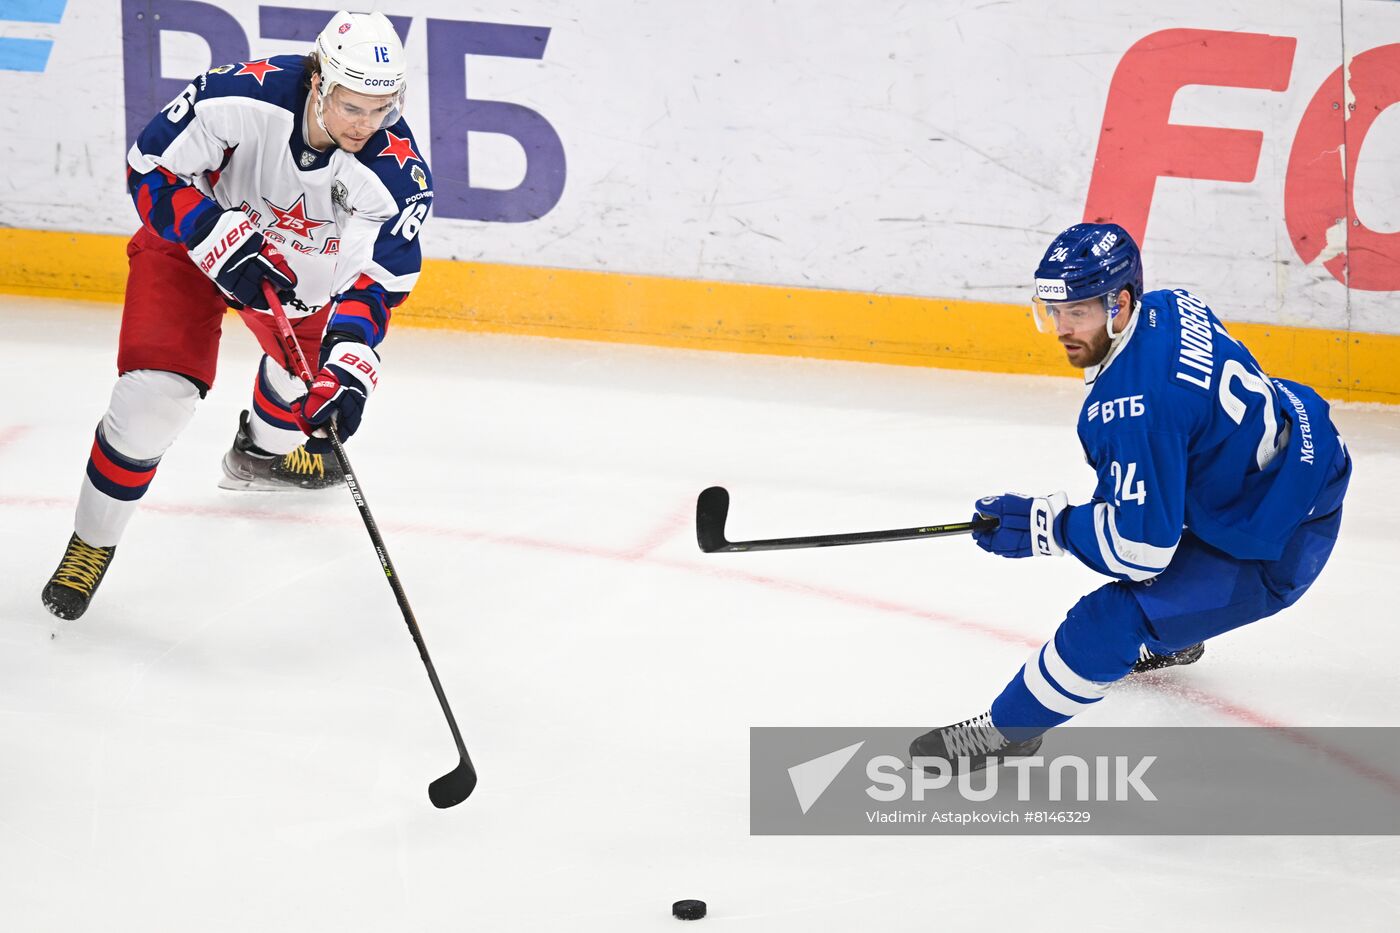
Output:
[
  {"xmin": 198, "ymin": 53, "xmax": 307, "ymax": 113},
  {"xmin": 355, "ymin": 118, "xmax": 433, "ymax": 209},
  {"xmin": 136, "ymin": 55, "xmax": 305, "ymax": 160}
]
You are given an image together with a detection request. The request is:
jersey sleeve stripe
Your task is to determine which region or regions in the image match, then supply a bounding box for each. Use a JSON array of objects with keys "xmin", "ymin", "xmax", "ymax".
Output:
[
  {"xmin": 1104, "ymin": 503, "xmax": 1179, "ymax": 569},
  {"xmin": 126, "ymin": 163, "xmax": 220, "ymax": 246},
  {"xmin": 328, "ymin": 273, "xmax": 405, "ymax": 348},
  {"xmin": 1092, "ymin": 503, "xmax": 1172, "ymax": 582},
  {"xmin": 362, "ymin": 258, "xmax": 419, "ymax": 294}
]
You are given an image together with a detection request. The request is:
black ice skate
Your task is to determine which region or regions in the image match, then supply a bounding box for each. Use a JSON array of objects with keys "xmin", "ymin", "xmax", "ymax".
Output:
[
  {"xmin": 42, "ymin": 532, "xmax": 117, "ymax": 621},
  {"xmin": 218, "ymin": 410, "xmax": 343, "ymax": 491},
  {"xmin": 909, "ymin": 712, "xmax": 1044, "ymax": 774},
  {"xmin": 1131, "ymin": 642, "xmax": 1204, "ymax": 674}
]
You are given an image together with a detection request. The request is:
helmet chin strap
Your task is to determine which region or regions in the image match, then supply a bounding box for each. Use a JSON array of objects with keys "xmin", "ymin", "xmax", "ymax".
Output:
[{"xmin": 1104, "ymin": 296, "xmax": 1139, "ymax": 343}]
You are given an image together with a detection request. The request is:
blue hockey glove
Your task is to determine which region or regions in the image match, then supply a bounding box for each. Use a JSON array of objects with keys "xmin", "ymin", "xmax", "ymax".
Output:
[
  {"xmin": 971, "ymin": 492, "xmax": 1068, "ymax": 558},
  {"xmin": 293, "ymin": 338, "xmax": 381, "ymax": 453},
  {"xmin": 189, "ymin": 209, "xmax": 297, "ymax": 310}
]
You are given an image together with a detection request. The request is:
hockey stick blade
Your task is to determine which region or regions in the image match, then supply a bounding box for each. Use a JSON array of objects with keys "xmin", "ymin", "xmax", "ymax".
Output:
[
  {"xmin": 696, "ymin": 485, "xmax": 732, "ymax": 552},
  {"xmin": 695, "ymin": 485, "xmax": 998, "ymax": 552},
  {"xmin": 263, "ymin": 282, "xmax": 479, "ymax": 811},
  {"xmin": 428, "ymin": 755, "xmax": 478, "ymax": 808}
]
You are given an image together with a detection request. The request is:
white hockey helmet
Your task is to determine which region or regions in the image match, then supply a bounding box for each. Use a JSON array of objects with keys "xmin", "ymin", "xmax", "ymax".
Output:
[{"xmin": 313, "ymin": 10, "xmax": 406, "ymax": 132}]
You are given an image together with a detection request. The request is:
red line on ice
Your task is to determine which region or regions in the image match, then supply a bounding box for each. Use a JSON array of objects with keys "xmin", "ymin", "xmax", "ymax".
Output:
[
  {"xmin": 621, "ymin": 503, "xmax": 694, "ymax": 560},
  {"xmin": 4, "ymin": 491, "xmax": 1396, "ymax": 796},
  {"xmin": 0, "ymin": 424, "xmax": 33, "ymax": 451}
]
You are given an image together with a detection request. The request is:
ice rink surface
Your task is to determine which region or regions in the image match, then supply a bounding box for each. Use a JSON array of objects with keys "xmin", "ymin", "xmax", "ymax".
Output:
[{"xmin": 3, "ymin": 297, "xmax": 1399, "ymax": 931}]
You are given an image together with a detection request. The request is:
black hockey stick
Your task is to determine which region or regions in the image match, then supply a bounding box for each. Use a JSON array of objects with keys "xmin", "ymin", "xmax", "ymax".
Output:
[
  {"xmin": 696, "ymin": 485, "xmax": 998, "ymax": 553},
  {"xmin": 264, "ymin": 283, "xmax": 476, "ymax": 808}
]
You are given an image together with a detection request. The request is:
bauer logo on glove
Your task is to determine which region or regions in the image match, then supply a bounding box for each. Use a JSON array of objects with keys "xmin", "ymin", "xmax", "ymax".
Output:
[
  {"xmin": 188, "ymin": 208, "xmax": 297, "ymax": 310},
  {"xmin": 334, "ymin": 350, "xmax": 379, "ymax": 389},
  {"xmin": 195, "ymin": 216, "xmax": 256, "ymax": 273},
  {"xmin": 292, "ymin": 340, "xmax": 381, "ymax": 453}
]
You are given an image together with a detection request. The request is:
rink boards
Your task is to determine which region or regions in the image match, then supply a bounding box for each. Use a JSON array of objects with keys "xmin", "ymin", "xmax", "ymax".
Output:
[
  {"xmin": 2, "ymin": 227, "xmax": 1397, "ymax": 403},
  {"xmin": 2, "ymin": 1, "xmax": 1399, "ymax": 401}
]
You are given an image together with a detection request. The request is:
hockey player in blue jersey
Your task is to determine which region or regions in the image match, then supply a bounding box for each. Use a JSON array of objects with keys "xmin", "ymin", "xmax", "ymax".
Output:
[
  {"xmin": 911, "ymin": 223, "xmax": 1351, "ymax": 770},
  {"xmin": 41, "ymin": 11, "xmax": 433, "ymax": 620}
]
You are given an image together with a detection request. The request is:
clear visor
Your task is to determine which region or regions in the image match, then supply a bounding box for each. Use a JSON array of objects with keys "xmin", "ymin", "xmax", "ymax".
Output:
[
  {"xmin": 1030, "ymin": 292, "xmax": 1114, "ymax": 334},
  {"xmin": 323, "ymin": 83, "xmax": 403, "ymax": 132}
]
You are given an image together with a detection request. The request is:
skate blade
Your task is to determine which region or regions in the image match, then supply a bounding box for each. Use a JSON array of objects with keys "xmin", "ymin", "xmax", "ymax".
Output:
[{"xmin": 217, "ymin": 474, "xmax": 306, "ymax": 492}]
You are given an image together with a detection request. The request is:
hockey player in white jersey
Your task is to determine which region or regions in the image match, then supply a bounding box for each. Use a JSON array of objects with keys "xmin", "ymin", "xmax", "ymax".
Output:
[
  {"xmin": 42, "ymin": 11, "xmax": 432, "ymax": 620},
  {"xmin": 911, "ymin": 223, "xmax": 1351, "ymax": 770}
]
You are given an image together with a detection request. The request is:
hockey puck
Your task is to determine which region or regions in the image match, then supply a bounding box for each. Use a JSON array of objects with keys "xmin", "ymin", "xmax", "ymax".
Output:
[{"xmin": 672, "ymin": 899, "xmax": 707, "ymax": 920}]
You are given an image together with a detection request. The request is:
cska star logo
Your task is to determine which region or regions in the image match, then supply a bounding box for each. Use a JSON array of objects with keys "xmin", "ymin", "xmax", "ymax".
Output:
[
  {"xmin": 234, "ymin": 59, "xmax": 282, "ymax": 85},
  {"xmin": 265, "ymin": 193, "xmax": 331, "ymax": 241},
  {"xmin": 378, "ymin": 131, "xmax": 420, "ymax": 169}
]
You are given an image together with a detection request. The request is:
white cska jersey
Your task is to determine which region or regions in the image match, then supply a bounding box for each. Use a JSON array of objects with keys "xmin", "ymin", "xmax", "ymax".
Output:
[{"xmin": 126, "ymin": 54, "xmax": 431, "ymax": 346}]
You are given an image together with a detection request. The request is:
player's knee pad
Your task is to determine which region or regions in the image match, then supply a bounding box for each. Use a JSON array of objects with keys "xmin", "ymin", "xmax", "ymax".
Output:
[
  {"xmin": 246, "ymin": 355, "xmax": 308, "ymax": 455},
  {"xmin": 1055, "ymin": 582, "xmax": 1153, "ymax": 682},
  {"xmin": 101, "ymin": 369, "xmax": 199, "ymax": 460},
  {"xmin": 259, "ymin": 355, "xmax": 306, "ymax": 406}
]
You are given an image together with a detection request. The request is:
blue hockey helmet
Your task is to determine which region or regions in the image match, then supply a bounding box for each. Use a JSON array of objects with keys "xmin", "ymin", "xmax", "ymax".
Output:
[{"xmin": 1031, "ymin": 223, "xmax": 1143, "ymax": 333}]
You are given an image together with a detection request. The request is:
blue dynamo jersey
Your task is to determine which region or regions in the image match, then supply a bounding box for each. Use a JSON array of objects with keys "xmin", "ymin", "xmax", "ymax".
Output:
[{"xmin": 1059, "ymin": 288, "xmax": 1344, "ymax": 581}]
